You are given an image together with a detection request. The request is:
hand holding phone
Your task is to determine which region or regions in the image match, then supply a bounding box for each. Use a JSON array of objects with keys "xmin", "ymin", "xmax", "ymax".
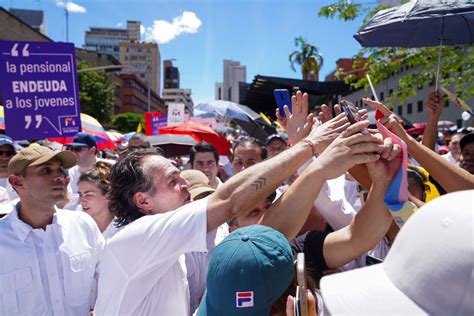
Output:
[
  {"xmin": 339, "ymin": 100, "xmax": 360, "ymax": 124},
  {"xmin": 274, "ymin": 89, "xmax": 292, "ymax": 118},
  {"xmin": 294, "ymin": 253, "xmax": 308, "ymax": 316}
]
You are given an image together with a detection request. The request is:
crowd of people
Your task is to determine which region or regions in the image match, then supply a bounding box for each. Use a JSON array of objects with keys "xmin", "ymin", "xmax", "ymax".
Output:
[{"xmin": 0, "ymin": 90, "xmax": 472, "ymax": 315}]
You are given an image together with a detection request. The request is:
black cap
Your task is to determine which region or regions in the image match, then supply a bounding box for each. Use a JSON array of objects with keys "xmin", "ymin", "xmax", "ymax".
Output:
[
  {"xmin": 265, "ymin": 134, "xmax": 287, "ymax": 146},
  {"xmin": 460, "ymin": 133, "xmax": 474, "ymax": 151}
]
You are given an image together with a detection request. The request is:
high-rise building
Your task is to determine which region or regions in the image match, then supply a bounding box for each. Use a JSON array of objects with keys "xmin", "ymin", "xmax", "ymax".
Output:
[
  {"xmin": 215, "ymin": 82, "xmax": 223, "ymax": 100},
  {"xmin": 119, "ymin": 42, "xmax": 161, "ymax": 97},
  {"xmin": 222, "ymin": 60, "xmax": 246, "ymax": 103},
  {"xmin": 9, "ymin": 8, "xmax": 47, "ymax": 35},
  {"xmin": 162, "ymin": 88, "xmax": 193, "ymax": 115},
  {"xmin": 120, "ymin": 74, "xmax": 166, "ymax": 114},
  {"xmin": 84, "ymin": 21, "xmax": 141, "ymax": 59},
  {"xmin": 163, "ymin": 60, "xmax": 180, "ymax": 89}
]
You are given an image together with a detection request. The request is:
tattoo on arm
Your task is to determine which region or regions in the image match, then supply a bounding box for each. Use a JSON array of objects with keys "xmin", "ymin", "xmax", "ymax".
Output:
[{"xmin": 251, "ymin": 177, "xmax": 267, "ymax": 191}]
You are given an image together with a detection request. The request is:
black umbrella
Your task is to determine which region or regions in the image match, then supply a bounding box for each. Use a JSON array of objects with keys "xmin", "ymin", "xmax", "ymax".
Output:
[
  {"xmin": 354, "ymin": 0, "xmax": 474, "ymax": 89},
  {"xmin": 354, "ymin": 1, "xmax": 474, "ymax": 48}
]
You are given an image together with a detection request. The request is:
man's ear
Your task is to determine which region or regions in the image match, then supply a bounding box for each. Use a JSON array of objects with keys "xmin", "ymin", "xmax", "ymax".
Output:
[
  {"xmin": 9, "ymin": 175, "xmax": 24, "ymax": 191},
  {"xmin": 133, "ymin": 191, "xmax": 152, "ymax": 215}
]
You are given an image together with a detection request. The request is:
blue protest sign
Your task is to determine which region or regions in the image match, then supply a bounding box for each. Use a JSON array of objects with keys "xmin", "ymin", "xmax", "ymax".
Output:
[{"xmin": 0, "ymin": 41, "xmax": 81, "ymax": 140}]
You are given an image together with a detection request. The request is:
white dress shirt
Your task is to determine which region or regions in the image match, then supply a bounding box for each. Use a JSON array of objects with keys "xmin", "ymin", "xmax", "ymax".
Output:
[
  {"xmin": 0, "ymin": 204, "xmax": 104, "ymax": 316},
  {"xmin": 94, "ymin": 198, "xmax": 208, "ymax": 316}
]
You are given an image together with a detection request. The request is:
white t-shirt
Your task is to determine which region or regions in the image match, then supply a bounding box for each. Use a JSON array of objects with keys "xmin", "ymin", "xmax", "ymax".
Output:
[
  {"xmin": 442, "ymin": 152, "xmax": 459, "ymax": 165},
  {"xmin": 94, "ymin": 198, "xmax": 208, "ymax": 315},
  {"xmin": 0, "ymin": 177, "xmax": 19, "ymax": 202}
]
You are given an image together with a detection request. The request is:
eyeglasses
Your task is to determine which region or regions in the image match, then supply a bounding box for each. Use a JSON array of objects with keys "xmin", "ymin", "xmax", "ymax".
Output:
[{"xmin": 0, "ymin": 150, "xmax": 15, "ymax": 157}]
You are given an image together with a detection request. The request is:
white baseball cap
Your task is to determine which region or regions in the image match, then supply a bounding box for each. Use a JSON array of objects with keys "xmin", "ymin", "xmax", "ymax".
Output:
[{"xmin": 321, "ymin": 190, "xmax": 474, "ymax": 315}]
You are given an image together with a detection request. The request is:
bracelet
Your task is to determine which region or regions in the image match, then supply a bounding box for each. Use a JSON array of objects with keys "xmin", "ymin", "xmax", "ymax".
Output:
[{"xmin": 302, "ymin": 138, "xmax": 316, "ymax": 156}]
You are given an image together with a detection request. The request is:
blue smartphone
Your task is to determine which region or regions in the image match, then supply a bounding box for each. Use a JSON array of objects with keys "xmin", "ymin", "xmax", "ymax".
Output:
[{"xmin": 273, "ymin": 89, "xmax": 292, "ymax": 118}]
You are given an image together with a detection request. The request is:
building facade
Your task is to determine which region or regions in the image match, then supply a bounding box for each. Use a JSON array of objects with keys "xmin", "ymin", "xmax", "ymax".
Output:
[
  {"xmin": 120, "ymin": 74, "xmax": 165, "ymax": 114},
  {"xmin": 84, "ymin": 21, "xmax": 140, "ymax": 59},
  {"xmin": 218, "ymin": 59, "xmax": 247, "ymax": 103},
  {"xmin": 163, "ymin": 59, "xmax": 180, "ymax": 89},
  {"xmin": 162, "ymin": 88, "xmax": 193, "ymax": 115},
  {"xmin": 332, "ymin": 65, "xmax": 472, "ymax": 126},
  {"xmin": 119, "ymin": 41, "xmax": 161, "ymax": 97}
]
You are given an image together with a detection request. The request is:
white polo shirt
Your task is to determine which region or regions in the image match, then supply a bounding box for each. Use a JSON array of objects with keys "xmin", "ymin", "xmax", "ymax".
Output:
[
  {"xmin": 94, "ymin": 198, "xmax": 208, "ymax": 316},
  {"xmin": 0, "ymin": 204, "xmax": 104, "ymax": 316}
]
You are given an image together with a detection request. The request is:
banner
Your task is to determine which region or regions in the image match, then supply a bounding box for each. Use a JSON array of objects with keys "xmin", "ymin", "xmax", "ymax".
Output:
[
  {"xmin": 144, "ymin": 111, "xmax": 166, "ymax": 135},
  {"xmin": 167, "ymin": 103, "xmax": 185, "ymax": 126},
  {"xmin": 0, "ymin": 41, "xmax": 81, "ymax": 140}
]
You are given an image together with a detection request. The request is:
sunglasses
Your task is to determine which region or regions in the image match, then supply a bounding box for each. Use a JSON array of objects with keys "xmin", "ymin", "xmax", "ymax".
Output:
[{"xmin": 0, "ymin": 150, "xmax": 15, "ymax": 157}]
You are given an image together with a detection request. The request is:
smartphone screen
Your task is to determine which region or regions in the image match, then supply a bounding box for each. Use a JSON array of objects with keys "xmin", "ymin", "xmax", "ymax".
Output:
[{"xmin": 273, "ymin": 89, "xmax": 292, "ymax": 118}]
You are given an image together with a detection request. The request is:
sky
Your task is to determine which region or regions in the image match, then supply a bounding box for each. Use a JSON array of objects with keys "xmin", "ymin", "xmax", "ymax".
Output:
[{"xmin": 2, "ymin": 0, "xmax": 375, "ymax": 104}]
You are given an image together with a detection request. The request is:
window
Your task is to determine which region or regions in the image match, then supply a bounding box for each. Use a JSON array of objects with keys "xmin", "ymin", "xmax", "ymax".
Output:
[
  {"xmin": 389, "ymin": 89, "xmax": 393, "ymax": 96},
  {"xmin": 380, "ymin": 92, "xmax": 384, "ymax": 101},
  {"xmin": 445, "ymin": 100, "xmax": 450, "ymax": 107},
  {"xmin": 407, "ymin": 103, "xmax": 413, "ymax": 114},
  {"xmin": 397, "ymin": 106, "xmax": 402, "ymax": 115},
  {"xmin": 417, "ymin": 100, "xmax": 423, "ymax": 112}
]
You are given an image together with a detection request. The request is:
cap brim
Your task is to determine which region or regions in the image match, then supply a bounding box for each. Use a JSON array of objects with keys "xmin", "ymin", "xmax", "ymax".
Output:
[
  {"xmin": 0, "ymin": 141, "xmax": 14, "ymax": 147},
  {"xmin": 67, "ymin": 142, "xmax": 90, "ymax": 147},
  {"xmin": 190, "ymin": 187, "xmax": 215, "ymax": 200},
  {"xmin": 29, "ymin": 150, "xmax": 77, "ymax": 169},
  {"xmin": 321, "ymin": 263, "xmax": 426, "ymax": 315}
]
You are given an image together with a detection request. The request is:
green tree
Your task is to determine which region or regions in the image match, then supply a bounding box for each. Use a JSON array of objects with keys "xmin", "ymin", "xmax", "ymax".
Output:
[
  {"xmin": 289, "ymin": 36, "xmax": 324, "ymax": 81},
  {"xmin": 77, "ymin": 61, "xmax": 115, "ymax": 124},
  {"xmin": 318, "ymin": 1, "xmax": 474, "ymax": 105},
  {"xmin": 112, "ymin": 112, "xmax": 144, "ymax": 133}
]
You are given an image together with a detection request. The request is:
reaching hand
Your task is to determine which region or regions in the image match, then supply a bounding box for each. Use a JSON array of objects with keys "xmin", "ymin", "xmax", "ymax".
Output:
[
  {"xmin": 319, "ymin": 103, "xmax": 368, "ymax": 123},
  {"xmin": 363, "ymin": 98, "xmax": 409, "ymax": 142},
  {"xmin": 306, "ymin": 113, "xmax": 349, "ymax": 155},
  {"xmin": 276, "ymin": 91, "xmax": 315, "ymax": 145},
  {"xmin": 286, "ymin": 290, "xmax": 317, "ymax": 316},
  {"xmin": 366, "ymin": 140, "xmax": 402, "ymax": 187},
  {"xmin": 426, "ymin": 90, "xmax": 443, "ymax": 119},
  {"xmin": 314, "ymin": 120, "xmax": 384, "ymax": 180}
]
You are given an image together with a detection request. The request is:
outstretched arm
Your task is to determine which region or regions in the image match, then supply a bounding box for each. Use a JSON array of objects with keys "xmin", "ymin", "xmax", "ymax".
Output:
[
  {"xmin": 364, "ymin": 98, "xmax": 474, "ymax": 192},
  {"xmin": 261, "ymin": 121, "xmax": 388, "ymax": 240},
  {"xmin": 207, "ymin": 92, "xmax": 320, "ymax": 232},
  {"xmin": 322, "ymin": 151, "xmax": 400, "ymax": 269}
]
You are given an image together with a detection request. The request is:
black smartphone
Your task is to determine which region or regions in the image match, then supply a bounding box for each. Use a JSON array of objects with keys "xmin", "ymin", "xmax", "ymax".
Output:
[
  {"xmin": 339, "ymin": 99, "xmax": 360, "ymax": 124},
  {"xmin": 274, "ymin": 89, "xmax": 292, "ymax": 118},
  {"xmin": 366, "ymin": 254, "xmax": 383, "ymax": 266}
]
